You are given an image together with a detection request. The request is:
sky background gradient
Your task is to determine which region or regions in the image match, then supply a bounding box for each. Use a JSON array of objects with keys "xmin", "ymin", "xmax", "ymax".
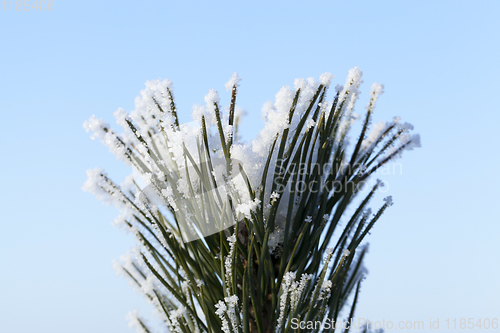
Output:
[{"xmin": 1, "ymin": 1, "xmax": 499, "ymax": 332}]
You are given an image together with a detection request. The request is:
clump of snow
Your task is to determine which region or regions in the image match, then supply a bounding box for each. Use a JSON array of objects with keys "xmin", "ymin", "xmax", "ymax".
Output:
[
  {"xmin": 319, "ymin": 72, "xmax": 334, "ymax": 87},
  {"xmin": 270, "ymin": 191, "xmax": 280, "ymax": 205},
  {"xmin": 134, "ymin": 78, "xmax": 173, "ymax": 115},
  {"xmin": 225, "ymin": 72, "xmax": 241, "ymax": 91},
  {"xmin": 204, "ymin": 89, "xmax": 221, "ymax": 114},
  {"xmin": 131, "ymin": 78, "xmax": 175, "ymax": 135},
  {"xmin": 191, "ymin": 104, "xmax": 206, "ymax": 123},
  {"xmin": 251, "ymin": 86, "xmax": 293, "ymax": 157},
  {"xmin": 305, "ymin": 118, "xmax": 316, "ymax": 130},
  {"xmin": 113, "ymin": 108, "xmax": 130, "ymax": 129},
  {"xmin": 83, "ymin": 115, "xmax": 109, "ymax": 140},
  {"xmin": 82, "ymin": 168, "xmax": 107, "ymax": 199},
  {"xmin": 294, "ymin": 78, "xmax": 307, "ymax": 91},
  {"xmin": 236, "ymin": 198, "xmax": 261, "ymax": 218},
  {"xmin": 318, "ymin": 280, "xmax": 332, "ymax": 301}
]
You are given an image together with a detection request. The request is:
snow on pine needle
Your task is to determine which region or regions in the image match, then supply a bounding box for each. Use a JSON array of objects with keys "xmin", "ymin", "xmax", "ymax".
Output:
[{"xmin": 84, "ymin": 68, "xmax": 420, "ymax": 333}]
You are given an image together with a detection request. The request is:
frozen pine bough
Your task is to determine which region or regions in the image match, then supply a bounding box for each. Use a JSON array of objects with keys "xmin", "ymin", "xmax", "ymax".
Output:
[{"xmin": 83, "ymin": 67, "xmax": 419, "ymax": 333}]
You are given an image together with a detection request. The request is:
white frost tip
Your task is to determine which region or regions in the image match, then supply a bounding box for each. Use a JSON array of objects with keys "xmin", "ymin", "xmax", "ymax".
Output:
[
  {"xmin": 343, "ymin": 249, "xmax": 351, "ymax": 256},
  {"xmin": 305, "ymin": 118, "xmax": 316, "ymax": 130},
  {"xmin": 83, "ymin": 115, "xmax": 109, "ymax": 140},
  {"xmin": 383, "ymin": 196, "xmax": 394, "ymax": 206},
  {"xmin": 294, "ymin": 78, "xmax": 307, "ymax": 91},
  {"xmin": 270, "ymin": 191, "xmax": 280, "ymax": 201},
  {"xmin": 225, "ymin": 72, "xmax": 241, "ymax": 91},
  {"xmin": 320, "ymin": 72, "xmax": 334, "ymax": 87},
  {"xmin": 113, "ymin": 108, "xmax": 130, "ymax": 128},
  {"xmin": 226, "ymin": 294, "xmax": 239, "ymax": 304},
  {"xmin": 204, "ymin": 89, "xmax": 220, "ymax": 108},
  {"xmin": 191, "ymin": 104, "xmax": 206, "ymax": 123},
  {"xmin": 370, "ymin": 82, "xmax": 384, "ymax": 96},
  {"xmin": 347, "ymin": 66, "xmax": 363, "ymax": 84},
  {"xmin": 82, "ymin": 167, "xmax": 106, "ymax": 196},
  {"xmin": 305, "ymin": 216, "xmax": 312, "ymax": 223}
]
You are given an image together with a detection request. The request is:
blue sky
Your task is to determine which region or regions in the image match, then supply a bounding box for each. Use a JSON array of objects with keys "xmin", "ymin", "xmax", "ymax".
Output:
[{"xmin": 1, "ymin": 1, "xmax": 499, "ymax": 332}]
